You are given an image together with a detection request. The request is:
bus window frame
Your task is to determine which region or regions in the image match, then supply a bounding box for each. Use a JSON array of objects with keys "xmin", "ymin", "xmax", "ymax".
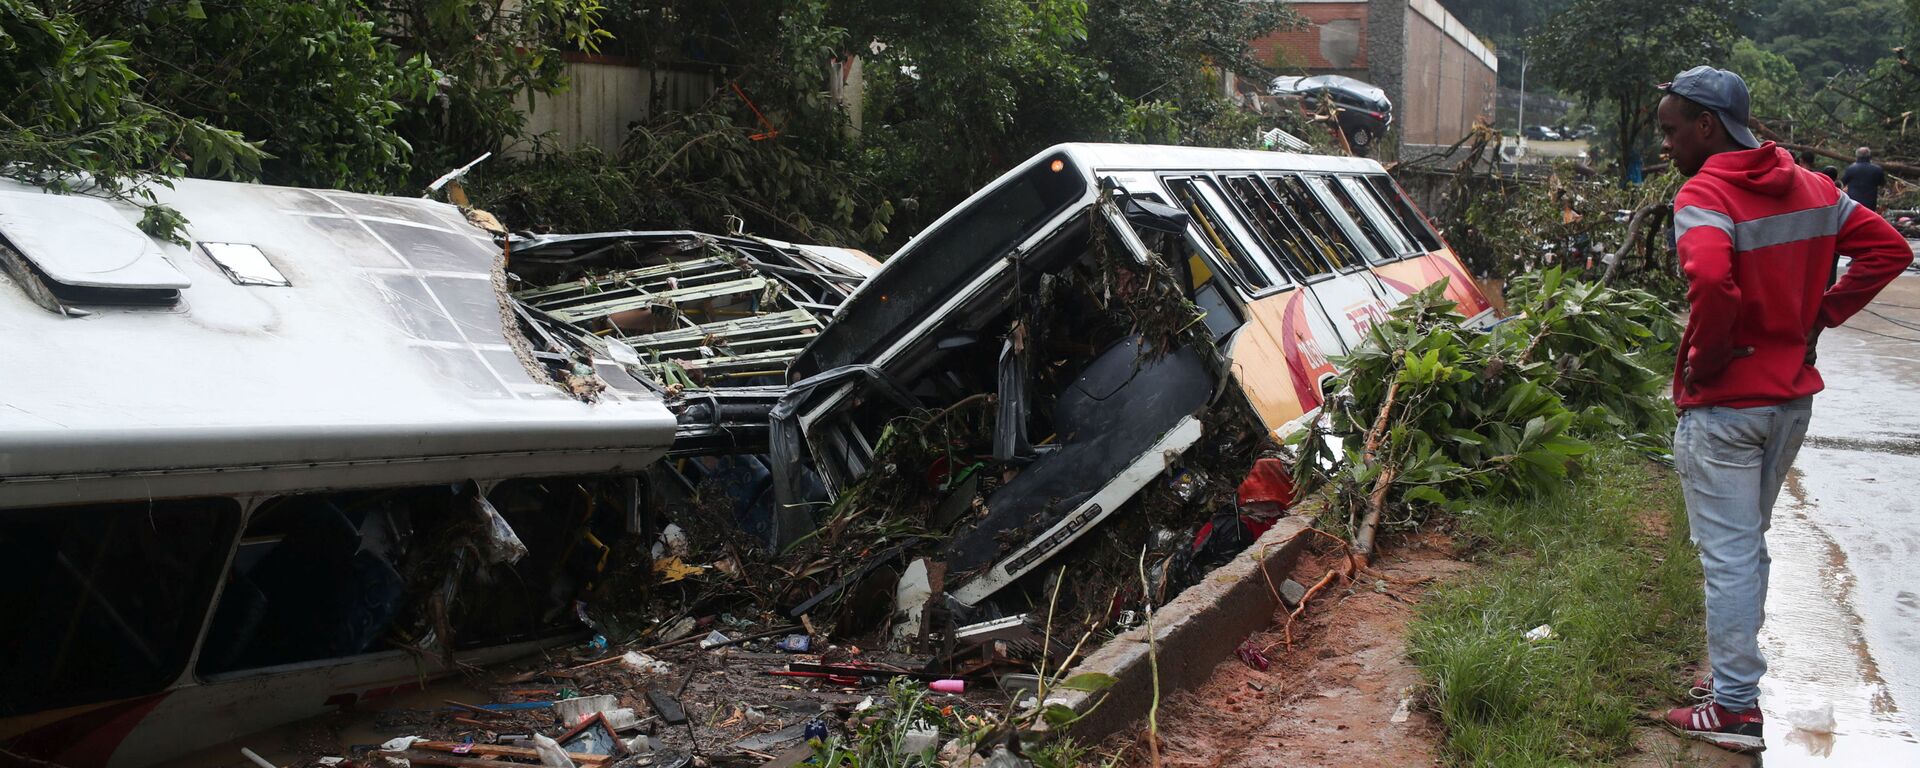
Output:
[
  {"xmin": 1214, "ymin": 173, "xmax": 1340, "ymax": 284},
  {"xmin": 1364, "ymin": 174, "xmax": 1444, "ymax": 252},
  {"xmin": 1261, "ymin": 173, "xmax": 1374, "ymax": 277},
  {"xmin": 1338, "ymin": 175, "xmax": 1423, "ymax": 260},
  {"xmin": 1121, "ymin": 189, "xmax": 1248, "ymax": 337},
  {"xmin": 1162, "ymin": 175, "xmax": 1293, "ymax": 299},
  {"xmin": 1300, "ymin": 174, "xmax": 1394, "ymax": 267}
]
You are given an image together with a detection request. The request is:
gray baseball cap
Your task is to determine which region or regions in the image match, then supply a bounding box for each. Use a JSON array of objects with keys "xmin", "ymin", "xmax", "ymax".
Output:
[{"xmin": 1659, "ymin": 66, "xmax": 1761, "ymax": 149}]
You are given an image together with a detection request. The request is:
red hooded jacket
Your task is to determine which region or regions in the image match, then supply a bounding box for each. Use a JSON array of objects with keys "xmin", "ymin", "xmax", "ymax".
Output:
[{"xmin": 1673, "ymin": 142, "xmax": 1913, "ymax": 409}]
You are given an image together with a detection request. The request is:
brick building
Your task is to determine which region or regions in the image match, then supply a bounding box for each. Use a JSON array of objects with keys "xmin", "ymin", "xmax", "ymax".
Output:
[{"xmin": 1251, "ymin": 0, "xmax": 1499, "ymax": 153}]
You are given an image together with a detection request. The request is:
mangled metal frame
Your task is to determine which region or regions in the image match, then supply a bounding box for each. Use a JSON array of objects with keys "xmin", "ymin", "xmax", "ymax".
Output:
[
  {"xmin": 506, "ymin": 229, "xmax": 881, "ymax": 456},
  {"xmin": 768, "ymin": 151, "xmax": 1246, "ymax": 609}
]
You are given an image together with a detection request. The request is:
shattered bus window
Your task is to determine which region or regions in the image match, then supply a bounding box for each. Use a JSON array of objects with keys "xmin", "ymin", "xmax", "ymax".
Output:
[
  {"xmin": 0, "ymin": 499, "xmax": 239, "ymax": 714},
  {"xmin": 1308, "ymin": 174, "xmax": 1396, "ymax": 265},
  {"xmin": 1166, "ymin": 177, "xmax": 1276, "ymax": 291},
  {"xmin": 1336, "ymin": 175, "xmax": 1422, "ymax": 260},
  {"xmin": 1367, "ymin": 172, "xmax": 1443, "ymax": 249},
  {"xmin": 1221, "ymin": 174, "xmax": 1334, "ymax": 278},
  {"xmin": 198, "ymin": 479, "xmax": 633, "ymax": 677},
  {"xmin": 1266, "ymin": 174, "xmax": 1368, "ymax": 270}
]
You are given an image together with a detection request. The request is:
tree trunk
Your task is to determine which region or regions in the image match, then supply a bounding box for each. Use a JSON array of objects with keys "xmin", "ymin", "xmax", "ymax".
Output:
[{"xmin": 1617, "ymin": 99, "xmax": 1635, "ymax": 187}]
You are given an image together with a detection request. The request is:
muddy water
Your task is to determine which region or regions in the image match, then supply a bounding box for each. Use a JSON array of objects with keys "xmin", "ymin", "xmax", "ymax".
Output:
[{"xmin": 1752, "ymin": 272, "xmax": 1920, "ymax": 765}]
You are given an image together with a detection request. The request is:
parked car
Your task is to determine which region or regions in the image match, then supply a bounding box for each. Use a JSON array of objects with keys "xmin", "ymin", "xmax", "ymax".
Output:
[
  {"xmin": 1270, "ymin": 75, "xmax": 1394, "ymax": 156},
  {"xmin": 1524, "ymin": 125, "xmax": 1563, "ymax": 141}
]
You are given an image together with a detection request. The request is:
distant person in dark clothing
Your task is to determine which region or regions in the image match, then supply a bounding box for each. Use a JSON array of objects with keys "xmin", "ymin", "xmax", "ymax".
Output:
[
  {"xmin": 1797, "ymin": 149, "xmax": 1817, "ymax": 169},
  {"xmin": 1841, "ymin": 146, "xmax": 1887, "ymax": 211},
  {"xmin": 1819, "ymin": 165, "xmax": 1841, "ymax": 186}
]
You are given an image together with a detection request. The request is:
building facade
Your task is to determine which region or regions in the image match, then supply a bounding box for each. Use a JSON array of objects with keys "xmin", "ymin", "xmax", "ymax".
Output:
[{"xmin": 1253, "ymin": 0, "xmax": 1499, "ymax": 154}]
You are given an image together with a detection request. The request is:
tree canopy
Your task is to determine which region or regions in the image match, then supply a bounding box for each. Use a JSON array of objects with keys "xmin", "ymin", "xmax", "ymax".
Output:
[
  {"xmin": 0, "ymin": 0, "xmax": 1306, "ymax": 247},
  {"xmin": 1531, "ymin": 0, "xmax": 1744, "ymax": 183}
]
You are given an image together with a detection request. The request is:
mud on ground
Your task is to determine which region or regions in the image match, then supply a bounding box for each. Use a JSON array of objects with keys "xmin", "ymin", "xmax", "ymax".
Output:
[{"xmin": 1112, "ymin": 532, "xmax": 1468, "ymax": 767}]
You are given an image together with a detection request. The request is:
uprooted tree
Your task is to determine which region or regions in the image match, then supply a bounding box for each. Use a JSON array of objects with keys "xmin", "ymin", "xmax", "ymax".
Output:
[{"xmin": 1290, "ymin": 270, "xmax": 1680, "ymax": 564}]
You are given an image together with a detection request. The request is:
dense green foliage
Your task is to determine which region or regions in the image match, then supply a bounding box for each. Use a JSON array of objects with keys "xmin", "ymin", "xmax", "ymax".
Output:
[
  {"xmin": 1746, "ymin": 0, "xmax": 1910, "ymax": 82},
  {"xmin": 0, "ymin": 0, "xmax": 604, "ymax": 238},
  {"xmin": 471, "ymin": 0, "xmax": 1307, "ymax": 248},
  {"xmin": 1453, "ymin": 0, "xmax": 1918, "ymax": 179},
  {"xmin": 1428, "ymin": 163, "xmax": 1684, "ymax": 293},
  {"xmin": 77, "ymin": 0, "xmax": 438, "ymax": 191},
  {"xmin": 1529, "ymin": 0, "xmax": 1744, "ymax": 184},
  {"xmin": 1294, "ymin": 270, "xmax": 1679, "ymax": 534},
  {"xmin": 1738, "ymin": 2, "xmax": 1920, "ymax": 167},
  {"xmin": 1, "ymin": 0, "xmax": 1305, "ymax": 249},
  {"xmin": 1411, "ymin": 443, "xmax": 1702, "ymax": 764},
  {"xmin": 0, "ymin": 0, "xmax": 264, "ymax": 239}
]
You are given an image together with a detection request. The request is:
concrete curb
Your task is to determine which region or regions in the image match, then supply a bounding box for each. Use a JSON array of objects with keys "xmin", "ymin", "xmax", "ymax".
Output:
[{"xmin": 1044, "ymin": 516, "xmax": 1313, "ymax": 741}]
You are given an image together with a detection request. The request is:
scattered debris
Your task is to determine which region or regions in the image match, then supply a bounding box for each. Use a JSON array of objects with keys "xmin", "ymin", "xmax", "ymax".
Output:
[
  {"xmin": 620, "ymin": 651, "xmax": 672, "ymax": 675},
  {"xmin": 1236, "ymin": 641, "xmax": 1272, "ymax": 672},
  {"xmin": 1279, "ymin": 579, "xmax": 1308, "ymax": 608}
]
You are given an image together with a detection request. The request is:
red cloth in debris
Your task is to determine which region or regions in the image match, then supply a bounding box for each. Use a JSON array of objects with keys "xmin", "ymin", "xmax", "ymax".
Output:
[{"xmin": 1237, "ymin": 457, "xmax": 1297, "ymax": 508}]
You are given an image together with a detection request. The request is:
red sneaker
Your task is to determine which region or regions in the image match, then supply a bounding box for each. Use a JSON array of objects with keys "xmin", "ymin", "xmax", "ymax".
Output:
[
  {"xmin": 1688, "ymin": 676, "xmax": 1713, "ymax": 701},
  {"xmin": 1663, "ymin": 701, "xmax": 1765, "ymax": 753}
]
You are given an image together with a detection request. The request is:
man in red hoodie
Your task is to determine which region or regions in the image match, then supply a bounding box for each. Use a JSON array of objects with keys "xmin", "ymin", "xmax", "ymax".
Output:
[{"xmin": 1655, "ymin": 65, "xmax": 1913, "ymax": 753}]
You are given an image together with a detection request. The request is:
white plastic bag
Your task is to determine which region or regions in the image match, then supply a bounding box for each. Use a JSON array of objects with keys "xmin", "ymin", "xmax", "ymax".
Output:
[
  {"xmin": 378, "ymin": 736, "xmax": 423, "ymax": 752},
  {"xmin": 530, "ymin": 734, "xmax": 576, "ymax": 768},
  {"xmin": 620, "ymin": 650, "xmax": 672, "ymax": 675},
  {"xmin": 476, "ymin": 496, "xmax": 528, "ymax": 565}
]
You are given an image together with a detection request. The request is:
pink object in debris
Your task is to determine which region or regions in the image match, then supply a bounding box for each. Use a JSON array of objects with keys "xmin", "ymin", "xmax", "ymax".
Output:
[
  {"xmin": 930, "ymin": 679, "xmax": 966, "ymax": 693},
  {"xmin": 1236, "ymin": 640, "xmax": 1271, "ymax": 671}
]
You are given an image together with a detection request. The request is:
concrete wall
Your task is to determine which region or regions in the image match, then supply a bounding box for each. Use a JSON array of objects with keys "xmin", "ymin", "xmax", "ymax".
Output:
[
  {"xmin": 1253, "ymin": 1, "xmax": 1497, "ymax": 154},
  {"xmin": 1251, "ymin": 0, "xmax": 1371, "ymax": 78},
  {"xmin": 512, "ymin": 54, "xmax": 716, "ymax": 155},
  {"xmin": 1398, "ymin": 0, "xmax": 1498, "ymax": 146}
]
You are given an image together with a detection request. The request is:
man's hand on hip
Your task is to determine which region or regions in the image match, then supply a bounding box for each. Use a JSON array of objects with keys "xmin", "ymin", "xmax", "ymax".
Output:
[{"xmin": 1684, "ymin": 346, "xmax": 1756, "ymax": 393}]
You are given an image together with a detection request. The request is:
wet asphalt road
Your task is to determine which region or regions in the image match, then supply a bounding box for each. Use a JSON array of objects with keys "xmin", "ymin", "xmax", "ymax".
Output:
[{"xmin": 1753, "ymin": 260, "xmax": 1920, "ymax": 765}]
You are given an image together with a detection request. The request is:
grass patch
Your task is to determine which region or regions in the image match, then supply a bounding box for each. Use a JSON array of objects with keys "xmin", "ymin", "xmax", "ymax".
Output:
[{"xmin": 1409, "ymin": 441, "xmax": 1703, "ymax": 766}]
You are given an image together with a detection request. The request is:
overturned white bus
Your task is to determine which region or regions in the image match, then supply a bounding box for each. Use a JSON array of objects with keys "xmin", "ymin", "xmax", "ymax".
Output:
[
  {"xmin": 771, "ymin": 143, "xmax": 1494, "ymax": 608},
  {"xmin": 0, "ymin": 179, "xmax": 875, "ymax": 766}
]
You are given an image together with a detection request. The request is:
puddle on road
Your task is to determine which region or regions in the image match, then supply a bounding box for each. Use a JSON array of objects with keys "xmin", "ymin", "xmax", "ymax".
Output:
[{"xmin": 1753, "ymin": 467, "xmax": 1920, "ymax": 766}]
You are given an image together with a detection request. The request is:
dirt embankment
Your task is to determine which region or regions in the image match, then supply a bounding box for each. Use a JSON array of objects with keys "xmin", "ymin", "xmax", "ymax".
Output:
[{"xmin": 1113, "ymin": 533, "xmax": 1468, "ymax": 767}]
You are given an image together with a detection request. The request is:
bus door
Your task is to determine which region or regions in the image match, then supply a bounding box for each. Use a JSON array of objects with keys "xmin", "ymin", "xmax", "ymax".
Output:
[
  {"xmin": 1163, "ymin": 174, "xmax": 1346, "ymax": 433},
  {"xmin": 1346, "ymin": 174, "xmax": 1495, "ymax": 323}
]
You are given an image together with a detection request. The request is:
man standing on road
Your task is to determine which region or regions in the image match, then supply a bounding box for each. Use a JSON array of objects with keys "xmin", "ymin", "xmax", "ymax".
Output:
[
  {"xmin": 1654, "ymin": 66, "xmax": 1913, "ymax": 754},
  {"xmin": 1841, "ymin": 146, "xmax": 1888, "ymax": 212}
]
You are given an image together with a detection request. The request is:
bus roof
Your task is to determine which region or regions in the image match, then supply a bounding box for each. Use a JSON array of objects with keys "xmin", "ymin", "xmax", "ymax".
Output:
[
  {"xmin": 791, "ymin": 142, "xmax": 1389, "ymax": 377},
  {"xmin": 0, "ymin": 178, "xmax": 676, "ymax": 507},
  {"xmin": 1039, "ymin": 142, "xmax": 1389, "ymax": 174}
]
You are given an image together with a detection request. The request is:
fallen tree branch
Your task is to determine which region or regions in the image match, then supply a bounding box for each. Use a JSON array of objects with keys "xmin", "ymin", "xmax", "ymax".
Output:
[
  {"xmin": 1600, "ymin": 201, "xmax": 1665, "ymax": 285},
  {"xmin": 1267, "ymin": 566, "xmax": 1344, "ymax": 653},
  {"xmin": 1354, "ymin": 376, "xmax": 1402, "ymax": 562},
  {"xmin": 1354, "ymin": 464, "xmax": 1396, "ymax": 564},
  {"xmin": 1769, "ymin": 139, "xmax": 1920, "ymax": 179}
]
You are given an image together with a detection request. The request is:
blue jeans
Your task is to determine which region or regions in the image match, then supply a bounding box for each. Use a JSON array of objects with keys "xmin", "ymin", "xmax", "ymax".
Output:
[{"xmin": 1672, "ymin": 397, "xmax": 1813, "ymax": 710}]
